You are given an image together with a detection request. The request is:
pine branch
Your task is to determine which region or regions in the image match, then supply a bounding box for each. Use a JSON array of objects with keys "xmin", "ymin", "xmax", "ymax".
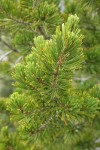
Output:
[
  {"xmin": 0, "ymin": 4, "xmax": 31, "ymax": 27},
  {"xmin": 0, "ymin": 5, "xmax": 37, "ymax": 34},
  {"xmin": 0, "ymin": 37, "xmax": 19, "ymax": 53},
  {"xmin": 36, "ymin": 77, "xmax": 49, "ymax": 86},
  {"xmin": 38, "ymin": 26, "xmax": 50, "ymax": 39},
  {"xmin": 8, "ymin": 15, "xmax": 32, "ymax": 26},
  {"xmin": 26, "ymin": 83, "xmax": 40, "ymax": 93},
  {"xmin": 30, "ymin": 116, "xmax": 52, "ymax": 135},
  {"xmin": 53, "ymin": 53, "xmax": 63, "ymax": 88},
  {"xmin": 0, "ymin": 37, "xmax": 20, "ymax": 61}
]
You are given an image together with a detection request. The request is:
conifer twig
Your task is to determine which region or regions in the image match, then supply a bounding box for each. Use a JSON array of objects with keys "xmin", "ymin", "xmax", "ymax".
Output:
[
  {"xmin": 53, "ymin": 53, "xmax": 63, "ymax": 88},
  {"xmin": 30, "ymin": 116, "xmax": 52, "ymax": 135},
  {"xmin": 0, "ymin": 5, "xmax": 36, "ymax": 34},
  {"xmin": 0, "ymin": 37, "xmax": 19, "ymax": 53},
  {"xmin": 36, "ymin": 77, "xmax": 49, "ymax": 86},
  {"xmin": 0, "ymin": 50, "xmax": 13, "ymax": 61},
  {"xmin": 38, "ymin": 26, "xmax": 50, "ymax": 39}
]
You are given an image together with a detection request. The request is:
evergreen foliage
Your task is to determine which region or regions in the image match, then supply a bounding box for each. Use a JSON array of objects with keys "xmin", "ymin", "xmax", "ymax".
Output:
[
  {"xmin": 0, "ymin": 0, "xmax": 100, "ymax": 149},
  {"xmin": 7, "ymin": 15, "xmax": 99, "ymax": 149}
]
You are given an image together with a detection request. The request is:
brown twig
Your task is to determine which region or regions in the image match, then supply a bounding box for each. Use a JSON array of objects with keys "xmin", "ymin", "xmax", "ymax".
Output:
[
  {"xmin": 36, "ymin": 77, "xmax": 49, "ymax": 86},
  {"xmin": 53, "ymin": 53, "xmax": 63, "ymax": 88},
  {"xmin": 38, "ymin": 26, "xmax": 50, "ymax": 39}
]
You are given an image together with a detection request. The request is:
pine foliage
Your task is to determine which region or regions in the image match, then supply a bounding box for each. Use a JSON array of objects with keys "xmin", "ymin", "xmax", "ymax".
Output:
[
  {"xmin": 7, "ymin": 15, "xmax": 99, "ymax": 149},
  {"xmin": 0, "ymin": 0, "xmax": 100, "ymax": 149}
]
